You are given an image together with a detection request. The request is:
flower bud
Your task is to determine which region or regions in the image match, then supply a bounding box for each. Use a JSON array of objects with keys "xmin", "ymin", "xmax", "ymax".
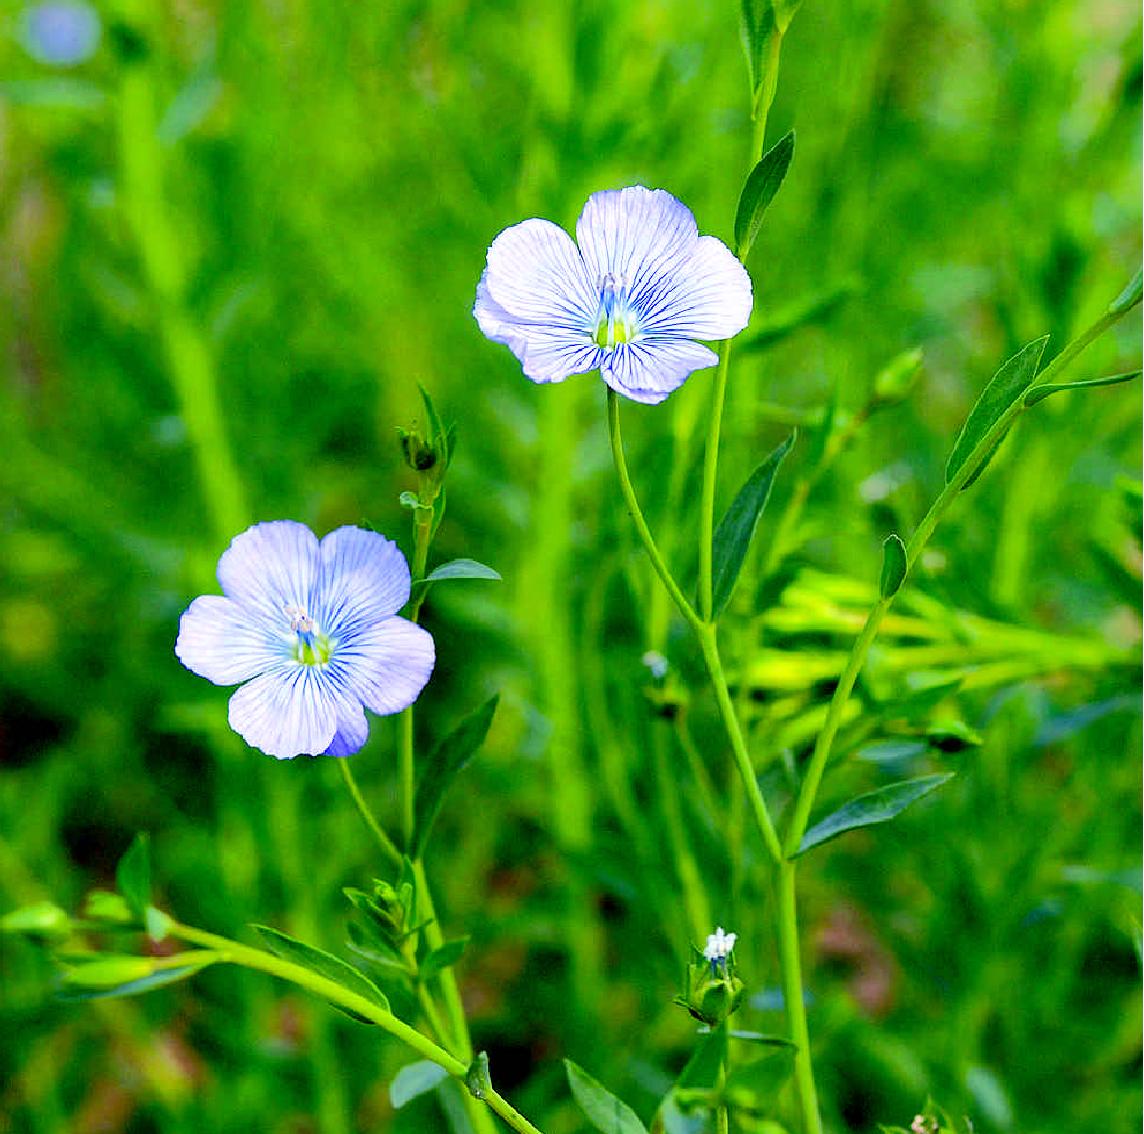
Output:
[
  {"xmin": 676, "ymin": 926, "xmax": 745, "ymax": 1026},
  {"xmin": 872, "ymin": 348, "xmax": 923, "ymax": 409},
  {"xmin": 1, "ymin": 901, "xmax": 71, "ymax": 942}
]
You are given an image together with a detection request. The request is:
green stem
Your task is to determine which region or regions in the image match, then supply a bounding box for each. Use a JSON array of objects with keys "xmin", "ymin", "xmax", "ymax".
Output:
[
  {"xmin": 698, "ymin": 343, "xmax": 733, "ymax": 621},
  {"xmin": 606, "ymin": 390, "xmax": 703, "ymax": 632},
  {"xmin": 778, "ymin": 863, "xmax": 821, "ymax": 1134},
  {"xmin": 167, "ymin": 922, "xmax": 545, "ymax": 1134},
  {"xmin": 337, "ymin": 760, "xmax": 402, "ymax": 869},
  {"xmin": 784, "ymin": 295, "xmax": 1136, "ymax": 859},
  {"xmin": 696, "ymin": 626, "xmax": 784, "ymax": 866}
]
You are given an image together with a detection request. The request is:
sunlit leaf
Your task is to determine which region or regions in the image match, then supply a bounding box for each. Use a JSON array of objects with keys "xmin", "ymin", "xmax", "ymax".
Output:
[
  {"xmin": 735, "ymin": 130, "xmax": 795, "ymax": 255},
  {"xmin": 712, "ymin": 433, "xmax": 795, "ymax": 616},
  {"xmin": 945, "ymin": 336, "xmax": 1048, "ymax": 485},
  {"xmin": 1023, "ymin": 370, "xmax": 1140, "ymax": 407},
  {"xmin": 390, "ymin": 1060, "xmax": 450, "ymax": 1108},
  {"xmin": 413, "ymin": 695, "xmax": 498, "ymax": 858},
  {"xmin": 565, "ymin": 1059, "xmax": 650, "ymax": 1134}
]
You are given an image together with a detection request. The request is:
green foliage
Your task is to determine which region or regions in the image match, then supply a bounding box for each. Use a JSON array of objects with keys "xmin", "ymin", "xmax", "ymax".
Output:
[
  {"xmin": 735, "ymin": 130, "xmax": 796, "ymax": 256},
  {"xmin": 0, "ymin": 2, "xmax": 1138, "ymax": 1132},
  {"xmin": 389, "ymin": 1060, "xmax": 449, "ymax": 1108},
  {"xmin": 711, "ymin": 432, "xmax": 795, "ymax": 615},
  {"xmin": 566, "ymin": 1059, "xmax": 650, "ymax": 1134},
  {"xmin": 412, "ymin": 695, "xmax": 499, "ymax": 857},
  {"xmin": 253, "ymin": 924, "xmax": 391, "ymax": 1021},
  {"xmin": 796, "ymin": 774, "xmax": 956, "ymax": 857},
  {"xmin": 879, "ymin": 534, "xmax": 907, "ymax": 598},
  {"xmin": 945, "ymin": 336, "xmax": 1049, "ymax": 486}
]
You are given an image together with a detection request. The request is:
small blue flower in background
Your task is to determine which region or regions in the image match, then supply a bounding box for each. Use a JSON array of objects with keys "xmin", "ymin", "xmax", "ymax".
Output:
[
  {"xmin": 19, "ymin": 2, "xmax": 101, "ymax": 67},
  {"xmin": 176, "ymin": 521, "xmax": 434, "ymax": 760},
  {"xmin": 474, "ymin": 186, "xmax": 753, "ymax": 405}
]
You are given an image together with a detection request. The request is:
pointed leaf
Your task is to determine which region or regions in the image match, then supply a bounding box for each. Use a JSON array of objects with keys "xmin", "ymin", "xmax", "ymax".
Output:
[
  {"xmin": 945, "ymin": 336, "xmax": 1048, "ymax": 484},
  {"xmin": 1024, "ymin": 370, "xmax": 1140, "ymax": 407},
  {"xmin": 390, "ymin": 1060, "xmax": 450, "ymax": 1108},
  {"xmin": 115, "ymin": 833, "xmax": 151, "ymax": 919},
  {"xmin": 711, "ymin": 433, "xmax": 795, "ymax": 616},
  {"xmin": 565, "ymin": 1059, "xmax": 650, "ymax": 1134},
  {"xmin": 413, "ymin": 695, "xmax": 499, "ymax": 858},
  {"xmin": 423, "ymin": 559, "xmax": 502, "ymax": 584},
  {"xmin": 735, "ymin": 130, "xmax": 795, "ymax": 255},
  {"xmin": 675, "ymin": 1024, "xmax": 727, "ymax": 1092},
  {"xmin": 1108, "ymin": 268, "xmax": 1142, "ymax": 315},
  {"xmin": 421, "ymin": 936, "xmax": 470, "ymax": 982},
  {"xmin": 59, "ymin": 953, "xmax": 217, "ymax": 1001},
  {"xmin": 795, "ymin": 773, "xmax": 955, "ymax": 856},
  {"xmin": 879, "ymin": 534, "xmax": 907, "ymax": 598},
  {"xmin": 253, "ymin": 925, "xmax": 390, "ymax": 1021}
]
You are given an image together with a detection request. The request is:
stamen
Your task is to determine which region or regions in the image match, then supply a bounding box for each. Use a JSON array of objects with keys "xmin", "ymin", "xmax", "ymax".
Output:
[
  {"xmin": 593, "ymin": 273, "xmax": 638, "ymax": 348},
  {"xmin": 284, "ymin": 604, "xmax": 315, "ymax": 634}
]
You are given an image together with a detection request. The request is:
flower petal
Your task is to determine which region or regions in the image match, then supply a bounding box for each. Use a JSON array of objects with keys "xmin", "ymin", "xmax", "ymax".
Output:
[
  {"xmin": 175, "ymin": 595, "xmax": 284, "ymax": 685},
  {"xmin": 480, "ymin": 218, "xmax": 597, "ymax": 331},
  {"xmin": 476, "ymin": 270, "xmax": 601, "ymax": 383},
  {"xmin": 317, "ymin": 526, "xmax": 411, "ymax": 634},
  {"xmin": 601, "ymin": 339, "xmax": 719, "ymax": 404},
  {"xmin": 227, "ymin": 665, "xmax": 338, "ymax": 759},
  {"xmin": 217, "ymin": 521, "xmax": 321, "ymax": 624},
  {"xmin": 575, "ymin": 187, "xmax": 699, "ymax": 295},
  {"xmin": 324, "ymin": 697, "xmax": 369, "ymax": 757},
  {"xmin": 636, "ymin": 234, "xmax": 753, "ymax": 340},
  {"xmin": 331, "ymin": 617, "xmax": 435, "ymax": 716}
]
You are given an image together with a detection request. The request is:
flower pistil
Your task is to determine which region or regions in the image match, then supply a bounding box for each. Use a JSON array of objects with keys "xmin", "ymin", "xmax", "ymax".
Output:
[{"xmin": 593, "ymin": 273, "xmax": 639, "ymax": 348}]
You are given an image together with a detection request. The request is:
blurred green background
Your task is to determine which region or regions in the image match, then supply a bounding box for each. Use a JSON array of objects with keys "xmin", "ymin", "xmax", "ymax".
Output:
[{"xmin": 0, "ymin": 1, "xmax": 1140, "ymax": 1132}]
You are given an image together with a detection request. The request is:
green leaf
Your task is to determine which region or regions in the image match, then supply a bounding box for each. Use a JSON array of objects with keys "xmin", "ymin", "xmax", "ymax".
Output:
[
  {"xmin": 115, "ymin": 833, "xmax": 151, "ymax": 919},
  {"xmin": 82, "ymin": 890, "xmax": 134, "ymax": 924},
  {"xmin": 727, "ymin": 1031, "xmax": 799, "ymax": 1048},
  {"xmin": 1108, "ymin": 268, "xmax": 1142, "ymax": 314},
  {"xmin": 945, "ymin": 336, "xmax": 1048, "ymax": 485},
  {"xmin": 423, "ymin": 559, "xmax": 502, "ymax": 584},
  {"xmin": 879, "ymin": 534, "xmax": 907, "ymax": 598},
  {"xmin": 565, "ymin": 1059, "xmax": 650, "ymax": 1134},
  {"xmin": 413, "ymin": 695, "xmax": 499, "ymax": 858},
  {"xmin": 724, "ymin": 1048, "xmax": 797, "ymax": 1110},
  {"xmin": 420, "ymin": 936, "xmax": 470, "ymax": 982},
  {"xmin": 390, "ymin": 1060, "xmax": 450, "ymax": 1108},
  {"xmin": 675, "ymin": 1024, "xmax": 727, "ymax": 1091},
  {"xmin": 1023, "ymin": 369, "xmax": 1140, "ymax": 407},
  {"xmin": 795, "ymin": 773, "xmax": 955, "ymax": 857},
  {"xmin": 59, "ymin": 953, "xmax": 217, "ymax": 1001},
  {"xmin": 419, "ymin": 384, "xmax": 447, "ymax": 449},
  {"xmin": 739, "ymin": 0, "xmax": 777, "ymax": 95},
  {"xmin": 1, "ymin": 901, "xmax": 71, "ymax": 939},
  {"xmin": 734, "ymin": 130, "xmax": 795, "ymax": 255},
  {"xmin": 253, "ymin": 925, "xmax": 391, "ymax": 1021},
  {"xmin": 711, "ymin": 433, "xmax": 795, "ymax": 616}
]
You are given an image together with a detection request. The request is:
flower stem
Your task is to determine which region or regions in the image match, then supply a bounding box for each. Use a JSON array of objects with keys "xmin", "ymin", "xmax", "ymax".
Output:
[
  {"xmin": 337, "ymin": 760, "xmax": 403, "ymax": 869},
  {"xmin": 697, "ymin": 343, "xmax": 733, "ymax": 622},
  {"xmin": 167, "ymin": 921, "xmax": 545, "ymax": 1134},
  {"xmin": 606, "ymin": 390, "xmax": 703, "ymax": 633}
]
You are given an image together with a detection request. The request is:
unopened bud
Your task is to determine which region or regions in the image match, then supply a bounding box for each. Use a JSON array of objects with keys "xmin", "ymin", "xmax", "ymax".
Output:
[{"xmin": 872, "ymin": 348, "xmax": 923, "ymax": 409}]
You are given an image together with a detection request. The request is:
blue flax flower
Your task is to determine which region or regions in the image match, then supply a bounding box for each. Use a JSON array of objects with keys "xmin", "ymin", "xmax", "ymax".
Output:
[
  {"xmin": 176, "ymin": 521, "xmax": 434, "ymax": 759},
  {"xmin": 474, "ymin": 186, "xmax": 753, "ymax": 405}
]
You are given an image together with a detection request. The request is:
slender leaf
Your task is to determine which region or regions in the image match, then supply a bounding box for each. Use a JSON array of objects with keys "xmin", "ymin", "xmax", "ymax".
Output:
[
  {"xmin": 1024, "ymin": 370, "xmax": 1140, "ymax": 407},
  {"xmin": 1108, "ymin": 268, "xmax": 1142, "ymax": 314},
  {"xmin": 945, "ymin": 336, "xmax": 1048, "ymax": 484},
  {"xmin": 423, "ymin": 558, "xmax": 502, "ymax": 584},
  {"xmin": 413, "ymin": 695, "xmax": 499, "ymax": 857},
  {"xmin": 675, "ymin": 1024, "xmax": 727, "ymax": 1091},
  {"xmin": 795, "ymin": 773, "xmax": 955, "ymax": 857},
  {"xmin": 253, "ymin": 925, "xmax": 390, "ymax": 1021},
  {"xmin": 735, "ymin": 130, "xmax": 795, "ymax": 254},
  {"xmin": 879, "ymin": 533, "xmax": 907, "ymax": 598},
  {"xmin": 59, "ymin": 954, "xmax": 217, "ymax": 1001},
  {"xmin": 711, "ymin": 432, "xmax": 795, "ymax": 616},
  {"xmin": 390, "ymin": 1060, "xmax": 450, "ymax": 1108},
  {"xmin": 115, "ymin": 833, "xmax": 151, "ymax": 919},
  {"xmin": 421, "ymin": 936, "xmax": 470, "ymax": 982},
  {"xmin": 565, "ymin": 1059, "xmax": 650, "ymax": 1134}
]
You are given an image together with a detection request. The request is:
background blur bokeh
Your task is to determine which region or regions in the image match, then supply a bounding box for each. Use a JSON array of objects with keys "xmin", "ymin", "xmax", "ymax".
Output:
[{"xmin": 0, "ymin": 1, "xmax": 1140, "ymax": 1132}]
